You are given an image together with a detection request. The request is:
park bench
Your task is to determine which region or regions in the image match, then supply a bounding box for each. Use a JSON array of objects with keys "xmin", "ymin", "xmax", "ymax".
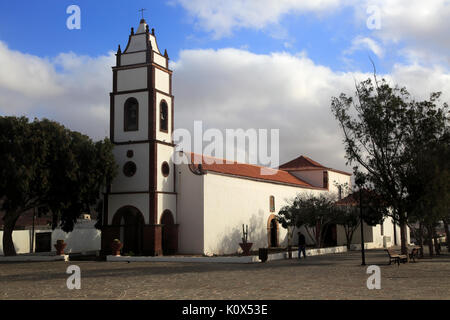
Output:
[{"xmin": 385, "ymin": 248, "xmax": 408, "ymax": 266}]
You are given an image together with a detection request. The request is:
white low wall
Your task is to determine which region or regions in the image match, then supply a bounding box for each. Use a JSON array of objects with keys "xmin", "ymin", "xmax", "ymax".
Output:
[
  {"xmin": 51, "ymin": 221, "xmax": 101, "ymax": 254},
  {"xmin": 0, "ymin": 230, "xmax": 31, "ymax": 255},
  {"xmin": 1, "ymin": 220, "xmax": 101, "ymax": 256},
  {"xmin": 107, "ymin": 246, "xmax": 348, "ymax": 263}
]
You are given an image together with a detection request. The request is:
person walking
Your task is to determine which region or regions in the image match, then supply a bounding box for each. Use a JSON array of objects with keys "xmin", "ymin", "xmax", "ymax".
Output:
[{"xmin": 298, "ymin": 232, "xmax": 306, "ymax": 259}]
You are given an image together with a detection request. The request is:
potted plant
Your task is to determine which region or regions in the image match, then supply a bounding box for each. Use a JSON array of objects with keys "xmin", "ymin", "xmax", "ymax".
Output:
[
  {"xmin": 239, "ymin": 224, "xmax": 253, "ymax": 256},
  {"xmin": 54, "ymin": 239, "xmax": 67, "ymax": 255},
  {"xmin": 111, "ymin": 239, "xmax": 123, "ymax": 256}
]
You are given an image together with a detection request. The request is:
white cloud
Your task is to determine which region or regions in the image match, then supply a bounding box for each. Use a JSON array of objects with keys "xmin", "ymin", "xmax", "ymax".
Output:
[
  {"xmin": 174, "ymin": 0, "xmax": 350, "ymax": 38},
  {"xmin": 345, "ymin": 36, "xmax": 384, "ymax": 58},
  {"xmin": 1, "ymin": 42, "xmax": 448, "ymax": 172},
  {"xmin": 0, "ymin": 41, "xmax": 114, "ymax": 140},
  {"xmin": 358, "ymin": 0, "xmax": 450, "ymax": 65},
  {"xmin": 175, "ymin": 0, "xmax": 450, "ymax": 67},
  {"xmin": 171, "ymin": 48, "xmax": 450, "ymax": 172}
]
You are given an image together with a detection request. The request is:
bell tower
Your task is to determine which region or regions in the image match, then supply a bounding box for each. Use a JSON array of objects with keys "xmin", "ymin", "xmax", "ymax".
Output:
[{"xmin": 101, "ymin": 18, "xmax": 178, "ymax": 256}]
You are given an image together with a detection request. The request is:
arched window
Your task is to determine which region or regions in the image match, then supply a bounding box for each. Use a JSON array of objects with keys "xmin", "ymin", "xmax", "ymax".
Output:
[
  {"xmin": 124, "ymin": 98, "xmax": 139, "ymax": 131},
  {"xmin": 323, "ymin": 171, "xmax": 328, "ymax": 189},
  {"xmin": 160, "ymin": 100, "xmax": 168, "ymax": 132}
]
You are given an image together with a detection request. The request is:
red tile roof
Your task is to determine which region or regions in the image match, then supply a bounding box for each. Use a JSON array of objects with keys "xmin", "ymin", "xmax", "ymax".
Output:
[
  {"xmin": 189, "ymin": 153, "xmax": 322, "ymax": 189},
  {"xmin": 279, "ymin": 155, "xmax": 352, "ymax": 176}
]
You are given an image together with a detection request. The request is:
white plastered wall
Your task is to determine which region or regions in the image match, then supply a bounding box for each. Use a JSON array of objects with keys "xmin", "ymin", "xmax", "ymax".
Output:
[
  {"xmin": 328, "ymin": 171, "xmax": 352, "ymax": 196},
  {"xmin": 121, "ymin": 52, "xmax": 146, "ymax": 66},
  {"xmin": 157, "ymin": 193, "xmax": 177, "ymax": 224},
  {"xmin": 202, "ymin": 172, "xmax": 326, "ymax": 255},
  {"xmin": 155, "ymin": 68, "xmax": 170, "ymax": 93},
  {"xmin": 125, "ymin": 34, "xmax": 147, "ymax": 52},
  {"xmin": 117, "ymin": 68, "xmax": 147, "ymax": 92},
  {"xmin": 157, "ymin": 143, "xmax": 175, "ymax": 193},
  {"xmin": 111, "ymin": 144, "xmax": 149, "ymax": 193},
  {"xmin": 290, "ymin": 170, "xmax": 324, "ymax": 188},
  {"xmin": 149, "ymin": 34, "xmax": 160, "ymax": 53},
  {"xmin": 176, "ymin": 163, "xmax": 205, "ymax": 254},
  {"xmin": 153, "ymin": 53, "xmax": 167, "ymax": 68},
  {"xmin": 108, "ymin": 194, "xmax": 150, "ymax": 225}
]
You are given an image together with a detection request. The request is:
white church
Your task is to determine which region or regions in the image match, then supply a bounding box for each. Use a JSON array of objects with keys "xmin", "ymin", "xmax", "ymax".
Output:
[{"xmin": 100, "ymin": 19, "xmax": 407, "ymax": 256}]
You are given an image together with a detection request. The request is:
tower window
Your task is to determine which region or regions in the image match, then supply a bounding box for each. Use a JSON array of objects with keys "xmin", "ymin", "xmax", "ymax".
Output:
[
  {"xmin": 270, "ymin": 196, "xmax": 275, "ymax": 212},
  {"xmin": 160, "ymin": 100, "xmax": 168, "ymax": 132},
  {"xmin": 123, "ymin": 161, "xmax": 137, "ymax": 177},
  {"xmin": 161, "ymin": 161, "xmax": 170, "ymax": 177},
  {"xmin": 124, "ymin": 97, "xmax": 139, "ymax": 131}
]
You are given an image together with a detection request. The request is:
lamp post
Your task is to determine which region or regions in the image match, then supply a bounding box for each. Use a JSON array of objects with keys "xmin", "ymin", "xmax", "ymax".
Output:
[{"xmin": 359, "ymin": 188, "xmax": 366, "ymax": 266}]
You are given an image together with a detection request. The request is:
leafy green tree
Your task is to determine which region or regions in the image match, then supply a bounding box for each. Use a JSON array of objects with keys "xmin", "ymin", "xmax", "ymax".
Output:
[
  {"xmin": 407, "ymin": 131, "xmax": 449, "ymax": 256},
  {"xmin": 334, "ymin": 180, "xmax": 386, "ymax": 250},
  {"xmin": 0, "ymin": 117, "xmax": 117, "ymax": 256},
  {"xmin": 277, "ymin": 193, "xmax": 337, "ymax": 248},
  {"xmin": 331, "ymin": 77, "xmax": 448, "ymax": 254}
]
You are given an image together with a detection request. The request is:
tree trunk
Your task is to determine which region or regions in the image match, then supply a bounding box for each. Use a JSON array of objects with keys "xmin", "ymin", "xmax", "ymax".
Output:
[
  {"xmin": 399, "ymin": 219, "xmax": 408, "ymax": 255},
  {"xmin": 433, "ymin": 227, "xmax": 440, "ymax": 256},
  {"xmin": 2, "ymin": 212, "xmax": 21, "ymax": 256},
  {"xmin": 345, "ymin": 228, "xmax": 351, "ymax": 250},
  {"xmin": 315, "ymin": 221, "xmax": 321, "ymax": 248},
  {"xmin": 418, "ymin": 222, "xmax": 424, "ymax": 258},
  {"xmin": 443, "ymin": 219, "xmax": 450, "ymax": 253},
  {"xmin": 427, "ymin": 225, "xmax": 434, "ymax": 257}
]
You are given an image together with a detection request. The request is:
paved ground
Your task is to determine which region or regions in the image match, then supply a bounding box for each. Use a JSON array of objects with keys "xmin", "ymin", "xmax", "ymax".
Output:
[{"xmin": 1, "ymin": 249, "xmax": 449, "ymax": 300}]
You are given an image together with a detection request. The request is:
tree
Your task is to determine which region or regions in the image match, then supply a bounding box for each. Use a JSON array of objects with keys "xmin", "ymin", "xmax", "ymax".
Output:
[
  {"xmin": 0, "ymin": 117, "xmax": 117, "ymax": 256},
  {"xmin": 331, "ymin": 77, "xmax": 448, "ymax": 254},
  {"xmin": 334, "ymin": 180, "xmax": 386, "ymax": 250},
  {"xmin": 277, "ymin": 193, "xmax": 337, "ymax": 248},
  {"xmin": 406, "ymin": 131, "xmax": 450, "ymax": 256}
]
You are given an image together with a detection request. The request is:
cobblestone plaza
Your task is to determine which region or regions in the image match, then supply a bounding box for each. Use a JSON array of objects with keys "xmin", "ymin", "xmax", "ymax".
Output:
[{"xmin": 1, "ymin": 249, "xmax": 449, "ymax": 300}]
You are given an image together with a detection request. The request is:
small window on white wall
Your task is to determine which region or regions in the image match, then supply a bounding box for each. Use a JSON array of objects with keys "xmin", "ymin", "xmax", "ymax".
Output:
[
  {"xmin": 160, "ymin": 100, "xmax": 168, "ymax": 132},
  {"xmin": 124, "ymin": 97, "xmax": 139, "ymax": 131}
]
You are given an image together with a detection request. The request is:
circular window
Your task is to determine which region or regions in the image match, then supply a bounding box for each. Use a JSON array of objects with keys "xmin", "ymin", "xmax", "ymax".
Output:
[
  {"xmin": 126, "ymin": 150, "xmax": 134, "ymax": 158},
  {"xmin": 161, "ymin": 161, "xmax": 170, "ymax": 177},
  {"xmin": 123, "ymin": 161, "xmax": 137, "ymax": 177}
]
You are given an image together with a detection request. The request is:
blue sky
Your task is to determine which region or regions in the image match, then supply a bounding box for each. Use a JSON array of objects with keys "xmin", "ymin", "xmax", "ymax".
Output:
[
  {"xmin": 0, "ymin": 0, "xmax": 393, "ymax": 72},
  {"xmin": 0, "ymin": 1, "xmax": 449, "ymax": 171}
]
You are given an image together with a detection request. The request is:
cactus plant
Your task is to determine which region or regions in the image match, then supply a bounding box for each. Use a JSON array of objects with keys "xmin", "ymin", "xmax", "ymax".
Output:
[{"xmin": 242, "ymin": 224, "xmax": 249, "ymax": 243}]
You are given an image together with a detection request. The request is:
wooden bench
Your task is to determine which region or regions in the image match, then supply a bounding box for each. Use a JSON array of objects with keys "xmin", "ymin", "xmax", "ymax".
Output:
[{"xmin": 385, "ymin": 248, "xmax": 408, "ymax": 266}]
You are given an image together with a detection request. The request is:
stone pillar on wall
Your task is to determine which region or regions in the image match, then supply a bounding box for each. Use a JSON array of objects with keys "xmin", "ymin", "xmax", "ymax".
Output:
[
  {"xmin": 101, "ymin": 226, "xmax": 120, "ymax": 255},
  {"xmin": 143, "ymin": 224, "xmax": 163, "ymax": 256}
]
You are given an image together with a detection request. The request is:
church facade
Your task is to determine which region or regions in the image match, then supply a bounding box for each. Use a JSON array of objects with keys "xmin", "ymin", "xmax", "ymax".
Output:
[{"xmin": 100, "ymin": 19, "xmax": 407, "ymax": 256}]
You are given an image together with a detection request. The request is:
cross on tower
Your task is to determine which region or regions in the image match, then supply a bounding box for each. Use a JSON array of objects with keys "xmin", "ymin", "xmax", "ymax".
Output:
[{"xmin": 139, "ymin": 8, "xmax": 146, "ymax": 20}]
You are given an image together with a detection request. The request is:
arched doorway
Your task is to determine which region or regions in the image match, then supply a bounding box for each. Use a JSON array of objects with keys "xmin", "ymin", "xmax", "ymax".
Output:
[
  {"xmin": 267, "ymin": 215, "xmax": 279, "ymax": 248},
  {"xmin": 160, "ymin": 210, "xmax": 178, "ymax": 255},
  {"xmin": 112, "ymin": 206, "xmax": 144, "ymax": 255}
]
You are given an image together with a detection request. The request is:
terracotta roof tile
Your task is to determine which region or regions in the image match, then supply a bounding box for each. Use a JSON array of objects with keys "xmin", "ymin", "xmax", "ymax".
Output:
[
  {"xmin": 280, "ymin": 155, "xmax": 352, "ymax": 176},
  {"xmin": 189, "ymin": 153, "xmax": 317, "ymax": 188}
]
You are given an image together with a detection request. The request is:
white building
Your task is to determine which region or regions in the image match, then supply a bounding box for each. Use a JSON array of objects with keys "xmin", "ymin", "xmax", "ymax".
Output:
[{"xmin": 101, "ymin": 19, "xmax": 407, "ymax": 256}]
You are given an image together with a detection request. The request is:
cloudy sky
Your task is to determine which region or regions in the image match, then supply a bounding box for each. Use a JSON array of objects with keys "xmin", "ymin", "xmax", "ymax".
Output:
[{"xmin": 0, "ymin": 0, "xmax": 449, "ymax": 173}]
